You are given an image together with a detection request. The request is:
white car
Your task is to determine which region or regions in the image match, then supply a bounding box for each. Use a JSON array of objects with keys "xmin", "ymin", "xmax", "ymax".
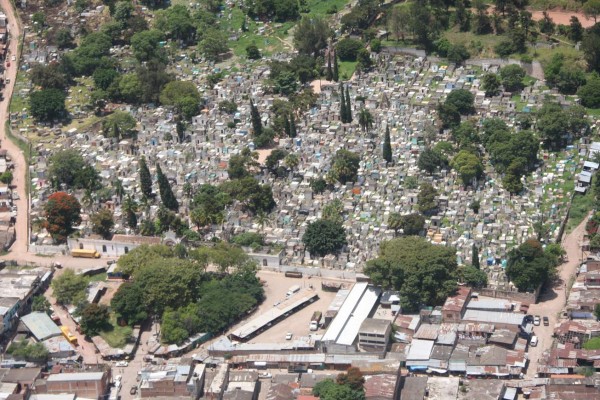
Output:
[
  {"xmin": 115, "ymin": 361, "xmax": 128, "ymax": 367},
  {"xmin": 533, "ymin": 315, "xmax": 541, "ymax": 326},
  {"xmin": 11, "ymin": 55, "xmax": 15, "ymax": 61},
  {"xmin": 258, "ymin": 372, "xmax": 272, "ymax": 379},
  {"xmin": 114, "ymin": 375, "xmax": 122, "ymax": 382},
  {"xmin": 285, "ymin": 332, "xmax": 292, "ymax": 340}
]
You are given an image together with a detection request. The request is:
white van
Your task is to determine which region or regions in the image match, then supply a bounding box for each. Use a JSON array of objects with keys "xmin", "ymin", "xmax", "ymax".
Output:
[
  {"xmin": 530, "ymin": 336, "xmax": 538, "ymax": 347},
  {"xmin": 286, "ymin": 285, "xmax": 301, "ymax": 297}
]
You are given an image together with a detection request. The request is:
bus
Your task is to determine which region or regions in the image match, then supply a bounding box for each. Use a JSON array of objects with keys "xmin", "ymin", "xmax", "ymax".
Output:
[{"xmin": 71, "ymin": 249, "xmax": 101, "ymax": 258}]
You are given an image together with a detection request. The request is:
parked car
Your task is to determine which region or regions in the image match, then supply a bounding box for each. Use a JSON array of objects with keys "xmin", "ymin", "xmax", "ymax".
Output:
[
  {"xmin": 115, "ymin": 361, "xmax": 128, "ymax": 367},
  {"xmin": 530, "ymin": 336, "xmax": 538, "ymax": 347},
  {"xmin": 533, "ymin": 315, "xmax": 541, "ymax": 326},
  {"xmin": 130, "ymin": 386, "xmax": 137, "ymax": 395},
  {"xmin": 285, "ymin": 332, "xmax": 292, "ymax": 340},
  {"xmin": 258, "ymin": 372, "xmax": 272, "ymax": 379},
  {"xmin": 543, "ymin": 316, "xmax": 549, "ymax": 326}
]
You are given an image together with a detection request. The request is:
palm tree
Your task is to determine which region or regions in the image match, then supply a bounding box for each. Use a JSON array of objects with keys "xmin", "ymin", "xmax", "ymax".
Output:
[
  {"xmin": 114, "ymin": 179, "xmax": 125, "ymax": 204},
  {"xmin": 358, "ymin": 108, "xmax": 374, "ymax": 133},
  {"xmin": 81, "ymin": 189, "xmax": 95, "ymax": 213},
  {"xmin": 139, "ymin": 195, "xmax": 151, "ymax": 218},
  {"xmin": 255, "ymin": 212, "xmax": 270, "ymax": 233},
  {"xmin": 284, "ymin": 153, "xmax": 299, "ymax": 171},
  {"xmin": 122, "ymin": 195, "xmax": 138, "ymax": 230},
  {"xmin": 190, "ymin": 206, "xmax": 211, "ymax": 231}
]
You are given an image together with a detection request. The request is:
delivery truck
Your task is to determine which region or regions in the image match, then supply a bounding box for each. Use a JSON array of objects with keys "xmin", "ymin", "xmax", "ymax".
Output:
[
  {"xmin": 71, "ymin": 249, "xmax": 101, "ymax": 258},
  {"xmin": 309, "ymin": 311, "xmax": 322, "ymax": 331}
]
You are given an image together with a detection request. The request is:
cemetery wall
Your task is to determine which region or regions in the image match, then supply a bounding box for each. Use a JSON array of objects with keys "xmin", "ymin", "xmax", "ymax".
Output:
[
  {"xmin": 261, "ymin": 264, "xmax": 356, "ymax": 281},
  {"xmin": 555, "ymin": 194, "xmax": 575, "ymax": 243},
  {"xmin": 30, "ymin": 244, "xmax": 67, "ymax": 255},
  {"xmin": 477, "ymin": 287, "xmax": 538, "ymax": 305}
]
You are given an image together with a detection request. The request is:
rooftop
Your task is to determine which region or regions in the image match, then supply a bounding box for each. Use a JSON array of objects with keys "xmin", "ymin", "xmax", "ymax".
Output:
[
  {"xmin": 20, "ymin": 312, "xmax": 62, "ymax": 341},
  {"xmin": 359, "ymin": 318, "xmax": 390, "ymax": 335},
  {"xmin": 46, "ymin": 372, "xmax": 105, "ymax": 382}
]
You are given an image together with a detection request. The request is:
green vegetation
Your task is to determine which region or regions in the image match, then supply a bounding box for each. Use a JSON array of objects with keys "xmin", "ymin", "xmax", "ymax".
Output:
[
  {"xmin": 569, "ymin": 189, "xmax": 595, "ymax": 232},
  {"xmin": 506, "ymin": 239, "xmax": 563, "ymax": 292},
  {"xmin": 364, "ymin": 236, "xmax": 458, "ymax": 312},
  {"xmin": 112, "ymin": 244, "xmax": 264, "ymax": 344},
  {"xmin": 584, "ymin": 337, "xmax": 600, "ymax": 350},
  {"xmin": 99, "ymin": 314, "xmax": 133, "ymax": 348},
  {"xmin": 7, "ymin": 340, "xmax": 49, "ymax": 362}
]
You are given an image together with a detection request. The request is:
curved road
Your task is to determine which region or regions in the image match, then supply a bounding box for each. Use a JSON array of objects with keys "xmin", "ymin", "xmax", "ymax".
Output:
[{"xmin": 0, "ymin": 1, "xmax": 110, "ymax": 270}]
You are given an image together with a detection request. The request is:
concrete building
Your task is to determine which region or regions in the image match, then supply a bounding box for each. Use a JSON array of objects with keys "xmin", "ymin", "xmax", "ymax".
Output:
[
  {"xmin": 67, "ymin": 235, "xmax": 162, "ymax": 258},
  {"xmin": 0, "ymin": 269, "xmax": 49, "ymax": 340},
  {"xmin": 441, "ymin": 286, "xmax": 471, "ymax": 323},
  {"xmin": 358, "ymin": 318, "xmax": 391, "ymax": 350},
  {"xmin": 41, "ymin": 371, "xmax": 110, "ymax": 400},
  {"xmin": 139, "ymin": 361, "xmax": 204, "ymax": 399}
]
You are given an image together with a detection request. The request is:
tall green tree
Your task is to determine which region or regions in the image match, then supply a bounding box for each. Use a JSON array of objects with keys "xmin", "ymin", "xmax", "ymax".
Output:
[
  {"xmin": 302, "ymin": 219, "xmax": 347, "ymax": 257},
  {"xmin": 417, "ymin": 183, "xmax": 438, "ymax": 215},
  {"xmin": 339, "ymin": 84, "xmax": 348, "ymax": 122},
  {"xmin": 290, "ymin": 113, "xmax": 297, "ymax": 138},
  {"xmin": 139, "ymin": 156, "xmax": 153, "ymax": 198},
  {"xmin": 333, "ymin": 55, "xmax": 339, "ymax": 82},
  {"xmin": 506, "ymin": 239, "xmax": 558, "ymax": 292},
  {"xmin": 345, "ymin": 86, "xmax": 352, "ymax": 121},
  {"xmin": 90, "ymin": 209, "xmax": 115, "ymax": 239},
  {"xmin": 156, "ymin": 164, "xmax": 179, "ymax": 211},
  {"xmin": 472, "ymin": 243, "xmax": 480, "ymax": 269},
  {"xmin": 364, "ymin": 236, "xmax": 458, "ymax": 311},
  {"xmin": 358, "ymin": 108, "xmax": 373, "ymax": 132},
  {"xmin": 43, "ymin": 192, "xmax": 82, "ymax": 243},
  {"xmin": 250, "ymin": 99, "xmax": 263, "ymax": 136},
  {"xmin": 383, "ymin": 126, "xmax": 392, "ymax": 164}
]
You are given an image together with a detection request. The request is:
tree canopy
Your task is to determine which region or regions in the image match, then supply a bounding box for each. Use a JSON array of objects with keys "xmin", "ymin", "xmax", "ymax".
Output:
[
  {"xmin": 43, "ymin": 192, "xmax": 82, "ymax": 243},
  {"xmin": 364, "ymin": 236, "xmax": 458, "ymax": 312},
  {"xmin": 302, "ymin": 219, "xmax": 347, "ymax": 258},
  {"xmin": 112, "ymin": 245, "xmax": 264, "ymax": 344},
  {"xmin": 29, "ymin": 89, "xmax": 67, "ymax": 121},
  {"xmin": 506, "ymin": 239, "xmax": 560, "ymax": 292},
  {"xmin": 329, "ymin": 149, "xmax": 360, "ymax": 184}
]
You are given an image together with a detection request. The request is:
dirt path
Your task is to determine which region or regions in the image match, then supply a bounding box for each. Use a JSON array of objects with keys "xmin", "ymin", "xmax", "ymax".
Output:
[
  {"xmin": 531, "ymin": 9, "xmax": 595, "ymax": 28},
  {"xmin": 525, "ymin": 213, "xmax": 589, "ymax": 377}
]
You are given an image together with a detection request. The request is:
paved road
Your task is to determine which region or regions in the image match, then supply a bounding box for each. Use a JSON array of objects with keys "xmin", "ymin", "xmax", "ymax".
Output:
[
  {"xmin": 0, "ymin": 0, "xmax": 28, "ymax": 258},
  {"xmin": 525, "ymin": 215, "xmax": 589, "ymax": 377}
]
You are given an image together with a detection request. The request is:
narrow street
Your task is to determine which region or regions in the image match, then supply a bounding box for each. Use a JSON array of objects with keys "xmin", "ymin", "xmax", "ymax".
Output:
[{"xmin": 525, "ymin": 214, "xmax": 589, "ymax": 377}]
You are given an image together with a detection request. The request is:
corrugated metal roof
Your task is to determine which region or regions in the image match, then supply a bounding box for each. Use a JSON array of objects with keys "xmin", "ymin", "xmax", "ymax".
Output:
[{"xmin": 20, "ymin": 312, "xmax": 62, "ymax": 341}]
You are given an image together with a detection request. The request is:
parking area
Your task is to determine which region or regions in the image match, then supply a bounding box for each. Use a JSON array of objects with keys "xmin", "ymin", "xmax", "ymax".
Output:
[{"xmin": 227, "ymin": 270, "xmax": 351, "ymax": 343}]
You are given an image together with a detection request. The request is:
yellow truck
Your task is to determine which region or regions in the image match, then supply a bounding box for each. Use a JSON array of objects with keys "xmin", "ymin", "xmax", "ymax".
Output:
[{"xmin": 71, "ymin": 249, "xmax": 101, "ymax": 258}]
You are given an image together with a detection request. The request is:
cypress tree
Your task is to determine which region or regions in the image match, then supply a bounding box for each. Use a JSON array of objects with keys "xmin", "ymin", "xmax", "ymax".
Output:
[
  {"xmin": 284, "ymin": 114, "xmax": 291, "ymax": 137},
  {"xmin": 383, "ymin": 125, "xmax": 392, "ymax": 164},
  {"xmin": 325, "ymin": 54, "xmax": 333, "ymax": 81},
  {"xmin": 139, "ymin": 156, "xmax": 152, "ymax": 199},
  {"xmin": 345, "ymin": 86, "xmax": 352, "ymax": 122},
  {"xmin": 290, "ymin": 113, "xmax": 297, "ymax": 138},
  {"xmin": 472, "ymin": 244, "xmax": 480, "ymax": 269},
  {"xmin": 156, "ymin": 164, "xmax": 179, "ymax": 211},
  {"xmin": 250, "ymin": 99, "xmax": 262, "ymax": 136},
  {"xmin": 333, "ymin": 54, "xmax": 339, "ymax": 82},
  {"xmin": 339, "ymin": 83, "xmax": 347, "ymax": 123}
]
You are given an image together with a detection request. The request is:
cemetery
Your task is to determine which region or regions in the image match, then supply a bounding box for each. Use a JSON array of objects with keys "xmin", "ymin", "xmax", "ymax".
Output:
[{"xmin": 12, "ymin": 46, "xmax": 595, "ymax": 300}]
